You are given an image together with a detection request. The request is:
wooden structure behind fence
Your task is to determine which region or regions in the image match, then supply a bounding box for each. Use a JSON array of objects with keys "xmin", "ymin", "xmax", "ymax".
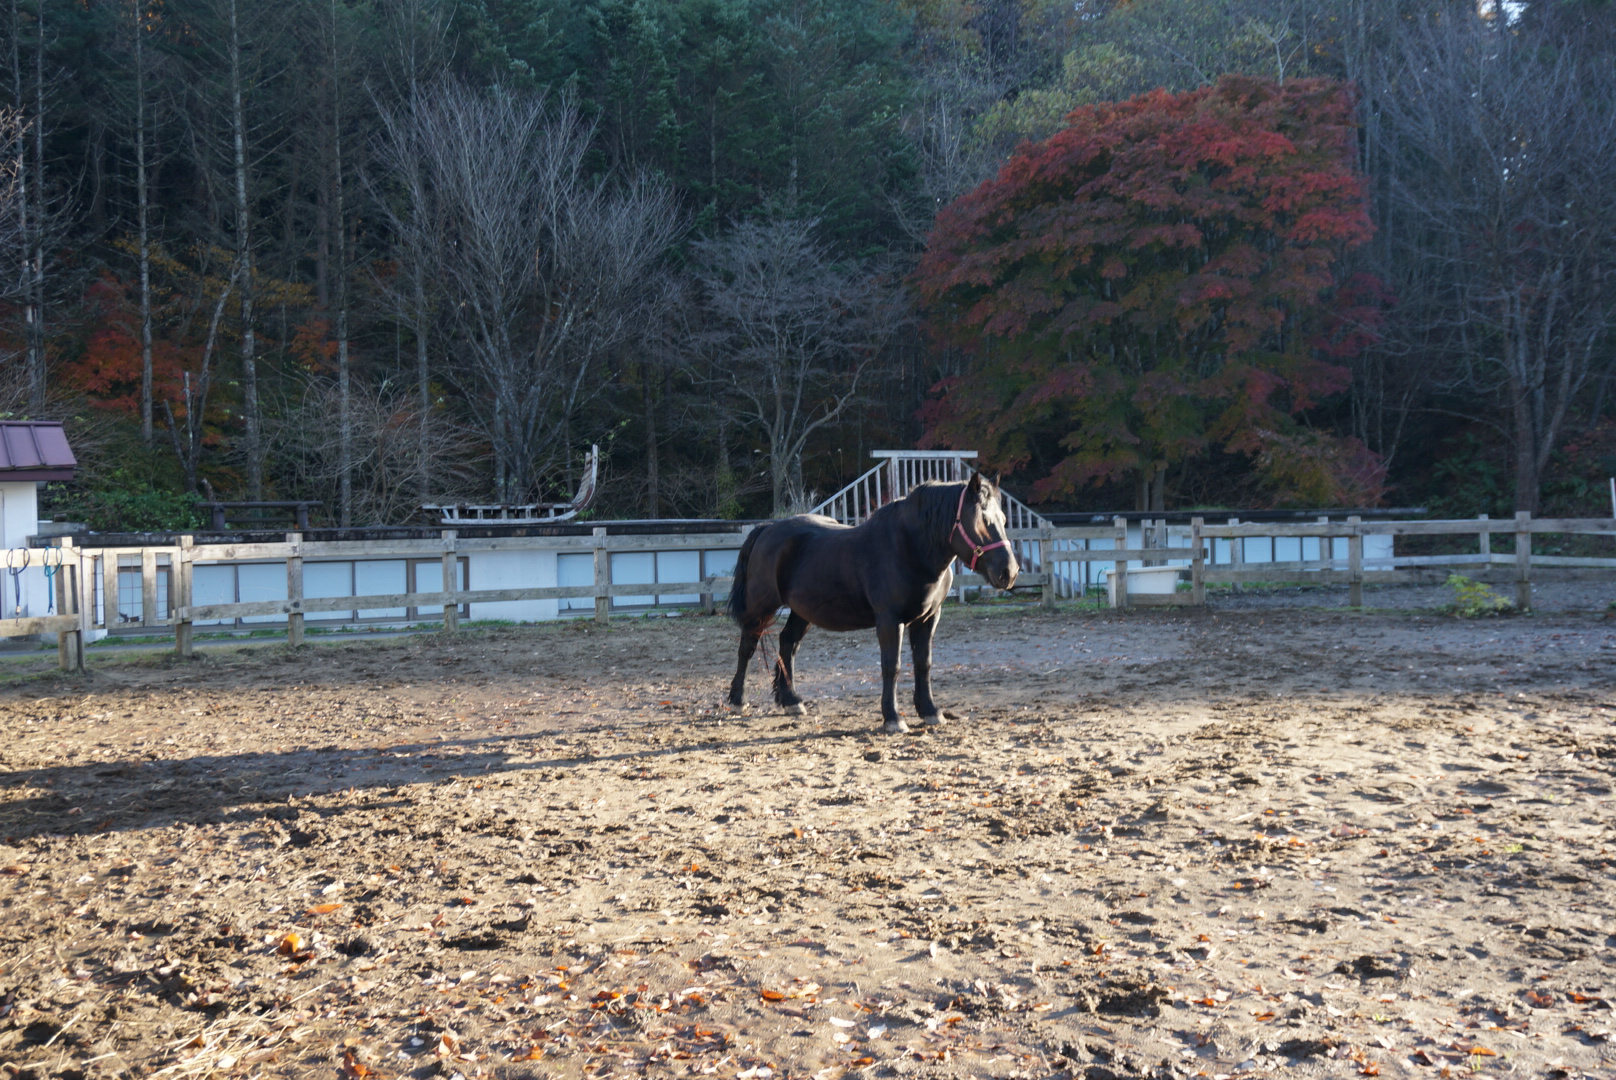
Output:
[{"xmin": 2, "ymin": 513, "xmax": 1612, "ymax": 671}]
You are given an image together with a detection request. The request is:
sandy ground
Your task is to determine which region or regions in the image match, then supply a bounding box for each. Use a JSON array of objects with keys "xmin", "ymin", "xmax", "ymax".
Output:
[{"xmin": 1, "ymin": 592, "xmax": 1614, "ymax": 1080}]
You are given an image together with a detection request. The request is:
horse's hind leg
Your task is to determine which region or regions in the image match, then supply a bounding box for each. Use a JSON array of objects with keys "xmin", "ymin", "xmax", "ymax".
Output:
[
  {"xmin": 729, "ymin": 627, "xmax": 762, "ymax": 708},
  {"xmin": 773, "ymin": 611, "xmax": 809, "ymax": 715}
]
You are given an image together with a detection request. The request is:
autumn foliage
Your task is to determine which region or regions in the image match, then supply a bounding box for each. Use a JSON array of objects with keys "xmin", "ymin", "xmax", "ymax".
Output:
[{"xmin": 913, "ymin": 75, "xmax": 1383, "ymax": 508}]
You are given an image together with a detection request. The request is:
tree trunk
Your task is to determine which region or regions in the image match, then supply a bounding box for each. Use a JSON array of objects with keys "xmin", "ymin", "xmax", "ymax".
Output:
[
  {"xmin": 9, "ymin": 0, "xmax": 27, "ymax": 408},
  {"xmin": 414, "ymin": 271, "xmax": 432, "ymax": 507},
  {"xmin": 133, "ymin": 0, "xmax": 154, "ymax": 447},
  {"xmin": 328, "ymin": 0, "xmax": 352, "ymax": 526},
  {"xmin": 1509, "ymin": 374, "xmax": 1541, "ymax": 514},
  {"xmin": 714, "ymin": 413, "xmax": 734, "ymax": 518},
  {"xmin": 641, "ymin": 363, "xmax": 659, "ymax": 518},
  {"xmin": 24, "ymin": 0, "xmax": 44, "ymax": 412},
  {"xmin": 227, "ymin": 0, "xmax": 262, "ymax": 498},
  {"xmin": 772, "ymin": 456, "xmax": 790, "ymax": 517}
]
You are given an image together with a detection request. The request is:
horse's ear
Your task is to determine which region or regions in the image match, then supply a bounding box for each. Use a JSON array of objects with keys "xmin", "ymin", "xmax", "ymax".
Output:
[{"xmin": 967, "ymin": 471, "xmax": 983, "ymax": 499}]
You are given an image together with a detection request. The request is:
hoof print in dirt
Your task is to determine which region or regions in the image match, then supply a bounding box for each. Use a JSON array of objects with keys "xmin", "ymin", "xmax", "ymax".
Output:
[
  {"xmin": 338, "ymin": 934, "xmax": 377, "ymax": 956},
  {"xmin": 688, "ymin": 953, "xmax": 736, "ymax": 973},
  {"xmin": 1265, "ymin": 1036, "xmax": 1332, "ymax": 1060},
  {"xmin": 1074, "ymin": 1052, "xmax": 1183, "ymax": 1080},
  {"xmin": 1071, "ymin": 975, "xmax": 1171, "ymax": 1017},
  {"xmin": 1333, "ymin": 953, "xmax": 1402, "ymax": 980},
  {"xmin": 444, "ymin": 929, "xmax": 506, "ymax": 951},
  {"xmin": 19, "ymin": 1018, "xmax": 74, "ymax": 1048}
]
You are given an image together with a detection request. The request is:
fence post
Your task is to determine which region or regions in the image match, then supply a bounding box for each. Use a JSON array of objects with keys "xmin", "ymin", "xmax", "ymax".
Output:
[
  {"xmin": 1191, "ymin": 517, "xmax": 1206, "ymax": 606},
  {"xmin": 286, "ymin": 532, "xmax": 305, "ymax": 647},
  {"xmin": 174, "ymin": 536, "xmax": 194, "ymax": 658},
  {"xmin": 102, "ymin": 549, "xmax": 119, "ymax": 633},
  {"xmin": 56, "ymin": 539, "xmax": 84, "ymax": 672},
  {"xmin": 141, "ymin": 548, "xmax": 159, "ymax": 627},
  {"xmin": 1040, "ymin": 525, "xmax": 1056, "ymax": 608},
  {"xmin": 1478, "ymin": 513, "xmax": 1491, "ymax": 560},
  {"xmin": 441, "ymin": 530, "xmax": 459, "ymax": 632},
  {"xmin": 1227, "ymin": 517, "xmax": 1243, "ymax": 594},
  {"xmin": 1111, "ymin": 516, "xmax": 1129, "ymax": 609},
  {"xmin": 76, "ymin": 548, "xmax": 94, "ymax": 668},
  {"xmin": 593, "ymin": 526, "xmax": 610, "ymax": 625},
  {"xmin": 1513, "ymin": 511, "xmax": 1532, "ymax": 610},
  {"xmin": 1347, "ymin": 515, "xmax": 1364, "ymax": 608}
]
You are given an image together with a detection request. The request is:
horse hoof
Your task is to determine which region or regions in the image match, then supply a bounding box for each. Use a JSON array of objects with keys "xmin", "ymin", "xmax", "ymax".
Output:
[
  {"xmin": 919, "ymin": 713, "xmax": 941, "ymax": 727},
  {"xmin": 881, "ymin": 718, "xmax": 909, "ymax": 735},
  {"xmin": 785, "ymin": 702, "xmax": 807, "ymax": 716}
]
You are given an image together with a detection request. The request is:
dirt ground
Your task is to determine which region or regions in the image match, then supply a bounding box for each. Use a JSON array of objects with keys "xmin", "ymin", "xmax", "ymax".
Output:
[{"xmin": 1, "ymin": 592, "xmax": 1614, "ymax": 1080}]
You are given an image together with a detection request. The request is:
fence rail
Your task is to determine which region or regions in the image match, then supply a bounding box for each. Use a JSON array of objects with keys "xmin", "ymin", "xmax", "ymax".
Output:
[{"xmin": 3, "ymin": 513, "xmax": 1612, "ymax": 670}]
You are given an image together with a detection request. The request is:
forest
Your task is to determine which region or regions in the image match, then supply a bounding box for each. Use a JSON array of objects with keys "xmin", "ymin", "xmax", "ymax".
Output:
[{"xmin": 2, "ymin": 0, "xmax": 1614, "ymax": 528}]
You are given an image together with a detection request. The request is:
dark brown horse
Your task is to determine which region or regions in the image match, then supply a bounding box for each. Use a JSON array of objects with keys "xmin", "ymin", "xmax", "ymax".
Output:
[{"xmin": 726, "ymin": 473, "xmax": 1019, "ymax": 733}]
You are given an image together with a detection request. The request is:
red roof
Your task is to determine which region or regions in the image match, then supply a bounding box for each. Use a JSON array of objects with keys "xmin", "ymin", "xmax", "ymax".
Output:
[{"xmin": 0, "ymin": 421, "xmax": 76, "ymax": 481}]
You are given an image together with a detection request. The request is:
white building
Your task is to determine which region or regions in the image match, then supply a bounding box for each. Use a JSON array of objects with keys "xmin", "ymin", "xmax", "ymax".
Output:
[{"xmin": 0, "ymin": 421, "xmax": 78, "ymax": 621}]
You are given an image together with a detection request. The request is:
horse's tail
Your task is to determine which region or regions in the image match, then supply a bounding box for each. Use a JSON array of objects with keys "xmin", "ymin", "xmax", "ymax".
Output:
[{"xmin": 727, "ymin": 524, "xmax": 768, "ymax": 625}]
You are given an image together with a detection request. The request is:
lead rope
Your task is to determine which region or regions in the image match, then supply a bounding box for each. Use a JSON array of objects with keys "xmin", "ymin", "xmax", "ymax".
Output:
[
  {"xmin": 752, "ymin": 624, "xmax": 788, "ymax": 682},
  {"xmin": 42, "ymin": 547, "xmax": 61, "ymax": 614},
  {"xmin": 5, "ymin": 548, "xmax": 27, "ymax": 618}
]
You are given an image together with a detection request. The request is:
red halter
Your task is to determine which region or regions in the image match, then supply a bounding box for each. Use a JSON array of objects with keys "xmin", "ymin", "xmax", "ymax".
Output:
[{"xmin": 952, "ymin": 484, "xmax": 1012, "ymax": 571}]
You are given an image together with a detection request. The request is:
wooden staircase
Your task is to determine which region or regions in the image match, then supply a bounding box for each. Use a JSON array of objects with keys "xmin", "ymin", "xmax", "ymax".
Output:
[
  {"xmin": 810, "ymin": 450, "xmax": 1049, "ymax": 530},
  {"xmin": 810, "ymin": 451, "xmax": 1059, "ymax": 593}
]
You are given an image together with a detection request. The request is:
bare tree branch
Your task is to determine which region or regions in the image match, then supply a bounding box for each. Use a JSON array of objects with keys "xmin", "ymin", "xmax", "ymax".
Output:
[{"xmin": 687, "ymin": 214, "xmax": 907, "ymax": 514}]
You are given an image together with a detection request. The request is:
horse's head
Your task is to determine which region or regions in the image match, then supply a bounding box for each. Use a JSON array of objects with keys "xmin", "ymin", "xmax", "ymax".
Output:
[{"xmin": 951, "ymin": 473, "xmax": 1019, "ymax": 591}]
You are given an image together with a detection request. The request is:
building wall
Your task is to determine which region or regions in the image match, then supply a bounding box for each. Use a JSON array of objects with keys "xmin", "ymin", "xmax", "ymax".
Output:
[{"xmin": 0, "ymin": 481, "xmax": 54, "ymax": 620}]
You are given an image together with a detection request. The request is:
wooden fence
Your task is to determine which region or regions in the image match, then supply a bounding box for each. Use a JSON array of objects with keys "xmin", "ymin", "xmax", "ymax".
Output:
[
  {"xmin": 2, "ymin": 513, "xmax": 1613, "ymax": 671},
  {"xmin": 1019, "ymin": 512, "xmax": 1616, "ymax": 609}
]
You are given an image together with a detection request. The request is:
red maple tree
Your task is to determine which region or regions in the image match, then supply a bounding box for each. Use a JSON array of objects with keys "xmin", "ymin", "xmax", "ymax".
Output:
[
  {"xmin": 913, "ymin": 75, "xmax": 1383, "ymax": 509},
  {"xmin": 66, "ymin": 273, "xmax": 192, "ymax": 416}
]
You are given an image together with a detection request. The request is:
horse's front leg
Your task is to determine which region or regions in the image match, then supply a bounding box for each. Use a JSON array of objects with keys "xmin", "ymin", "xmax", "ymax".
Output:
[
  {"xmin": 773, "ymin": 611, "xmax": 809, "ymax": 715},
  {"xmin": 910, "ymin": 608, "xmax": 942, "ymax": 726},
  {"xmin": 877, "ymin": 618, "xmax": 907, "ymax": 734}
]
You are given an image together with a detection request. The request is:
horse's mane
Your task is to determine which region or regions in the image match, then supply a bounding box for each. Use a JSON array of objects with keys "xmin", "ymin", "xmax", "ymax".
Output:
[
  {"xmin": 903, "ymin": 477, "xmax": 993, "ymax": 544},
  {"xmin": 904, "ymin": 480, "xmax": 959, "ymax": 541}
]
